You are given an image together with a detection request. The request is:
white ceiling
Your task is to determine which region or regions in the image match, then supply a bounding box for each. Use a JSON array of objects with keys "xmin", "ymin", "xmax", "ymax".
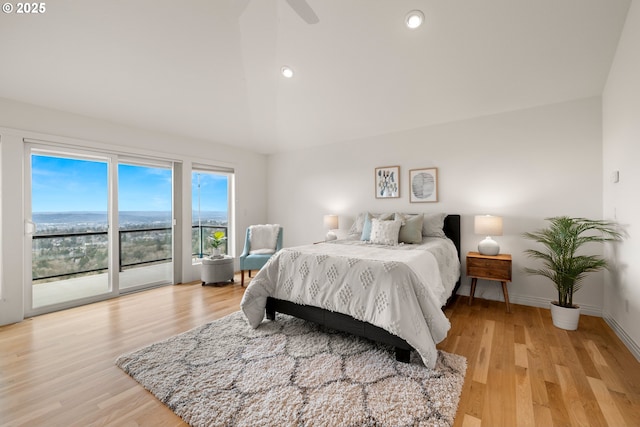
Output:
[{"xmin": 0, "ymin": 0, "xmax": 631, "ymax": 154}]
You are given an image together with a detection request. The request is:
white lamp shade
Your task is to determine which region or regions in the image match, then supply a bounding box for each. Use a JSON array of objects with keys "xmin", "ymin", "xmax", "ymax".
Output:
[
  {"xmin": 474, "ymin": 215, "xmax": 503, "ymax": 236},
  {"xmin": 323, "ymin": 214, "xmax": 338, "ymax": 230}
]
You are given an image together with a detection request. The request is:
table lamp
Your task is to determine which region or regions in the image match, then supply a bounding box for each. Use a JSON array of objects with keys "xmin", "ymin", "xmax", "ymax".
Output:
[
  {"xmin": 323, "ymin": 214, "xmax": 339, "ymax": 241},
  {"xmin": 474, "ymin": 215, "xmax": 503, "ymax": 256}
]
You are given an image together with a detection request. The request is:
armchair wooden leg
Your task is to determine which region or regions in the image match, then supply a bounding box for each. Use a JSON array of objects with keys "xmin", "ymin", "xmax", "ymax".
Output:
[{"xmin": 241, "ymin": 270, "xmax": 245, "ymax": 287}]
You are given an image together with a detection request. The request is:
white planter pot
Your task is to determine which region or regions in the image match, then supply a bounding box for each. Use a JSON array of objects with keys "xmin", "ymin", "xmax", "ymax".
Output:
[{"xmin": 550, "ymin": 302, "xmax": 581, "ymax": 330}]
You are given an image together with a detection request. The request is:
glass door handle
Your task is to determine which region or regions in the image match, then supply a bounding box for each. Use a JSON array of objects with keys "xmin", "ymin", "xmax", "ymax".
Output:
[{"xmin": 25, "ymin": 220, "xmax": 36, "ymax": 235}]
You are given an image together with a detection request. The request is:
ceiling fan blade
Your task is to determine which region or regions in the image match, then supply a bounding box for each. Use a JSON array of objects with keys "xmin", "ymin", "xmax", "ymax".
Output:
[{"xmin": 285, "ymin": 0, "xmax": 319, "ymax": 24}]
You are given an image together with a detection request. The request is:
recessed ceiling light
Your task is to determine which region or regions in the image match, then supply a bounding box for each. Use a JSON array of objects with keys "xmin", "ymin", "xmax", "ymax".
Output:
[
  {"xmin": 281, "ymin": 66, "xmax": 294, "ymax": 78},
  {"xmin": 405, "ymin": 10, "xmax": 424, "ymax": 29}
]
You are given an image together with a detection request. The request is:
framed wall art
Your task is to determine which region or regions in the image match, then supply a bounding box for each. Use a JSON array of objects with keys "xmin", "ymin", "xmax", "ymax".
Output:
[
  {"xmin": 409, "ymin": 167, "xmax": 438, "ymax": 203},
  {"xmin": 374, "ymin": 166, "xmax": 400, "ymax": 198}
]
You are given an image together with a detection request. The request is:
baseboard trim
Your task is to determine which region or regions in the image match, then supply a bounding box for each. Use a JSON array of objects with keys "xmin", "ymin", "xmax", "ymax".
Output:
[
  {"xmin": 457, "ymin": 285, "xmax": 602, "ymax": 317},
  {"xmin": 603, "ymin": 314, "xmax": 640, "ymax": 362},
  {"xmin": 504, "ymin": 295, "xmax": 603, "ymax": 317},
  {"xmin": 457, "ymin": 288, "xmax": 639, "ymax": 361}
]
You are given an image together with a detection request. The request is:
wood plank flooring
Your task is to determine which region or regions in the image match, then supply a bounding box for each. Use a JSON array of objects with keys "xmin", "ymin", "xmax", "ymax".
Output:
[
  {"xmin": 1, "ymin": 277, "xmax": 639, "ymax": 426},
  {"xmin": 440, "ymin": 297, "xmax": 640, "ymax": 427}
]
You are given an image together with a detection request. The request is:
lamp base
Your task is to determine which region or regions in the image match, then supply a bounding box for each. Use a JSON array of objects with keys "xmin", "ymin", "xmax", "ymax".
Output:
[
  {"xmin": 325, "ymin": 231, "xmax": 337, "ymax": 241},
  {"xmin": 478, "ymin": 236, "xmax": 500, "ymax": 256}
]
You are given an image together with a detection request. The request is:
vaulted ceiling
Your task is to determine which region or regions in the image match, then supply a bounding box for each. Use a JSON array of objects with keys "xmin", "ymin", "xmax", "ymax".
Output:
[{"xmin": 0, "ymin": 0, "xmax": 631, "ymax": 154}]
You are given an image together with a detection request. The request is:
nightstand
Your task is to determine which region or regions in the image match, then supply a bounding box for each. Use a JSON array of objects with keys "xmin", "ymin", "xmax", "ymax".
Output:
[{"xmin": 466, "ymin": 251, "xmax": 512, "ymax": 313}]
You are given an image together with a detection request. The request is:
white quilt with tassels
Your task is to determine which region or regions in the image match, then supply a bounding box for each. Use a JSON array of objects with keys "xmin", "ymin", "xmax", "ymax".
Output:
[{"xmin": 240, "ymin": 237, "xmax": 460, "ymax": 369}]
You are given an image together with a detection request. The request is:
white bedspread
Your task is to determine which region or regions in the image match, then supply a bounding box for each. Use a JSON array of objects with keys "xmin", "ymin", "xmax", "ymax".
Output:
[{"xmin": 240, "ymin": 237, "xmax": 460, "ymax": 369}]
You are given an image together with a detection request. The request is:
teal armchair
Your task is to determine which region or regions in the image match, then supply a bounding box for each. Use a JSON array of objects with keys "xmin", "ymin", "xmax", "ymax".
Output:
[{"xmin": 239, "ymin": 226, "xmax": 283, "ymax": 286}]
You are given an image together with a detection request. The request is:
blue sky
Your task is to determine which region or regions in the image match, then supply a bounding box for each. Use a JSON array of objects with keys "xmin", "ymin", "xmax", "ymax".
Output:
[
  {"xmin": 191, "ymin": 172, "xmax": 229, "ymax": 212},
  {"xmin": 31, "ymin": 155, "xmax": 228, "ymax": 212}
]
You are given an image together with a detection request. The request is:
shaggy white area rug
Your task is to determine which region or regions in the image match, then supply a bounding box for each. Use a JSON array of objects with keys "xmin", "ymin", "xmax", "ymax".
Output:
[{"xmin": 116, "ymin": 311, "xmax": 466, "ymax": 427}]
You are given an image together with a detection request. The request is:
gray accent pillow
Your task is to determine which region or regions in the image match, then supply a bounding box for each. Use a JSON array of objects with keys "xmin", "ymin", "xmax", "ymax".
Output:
[
  {"xmin": 422, "ymin": 212, "xmax": 447, "ymax": 237},
  {"xmin": 395, "ymin": 213, "xmax": 424, "ymax": 244}
]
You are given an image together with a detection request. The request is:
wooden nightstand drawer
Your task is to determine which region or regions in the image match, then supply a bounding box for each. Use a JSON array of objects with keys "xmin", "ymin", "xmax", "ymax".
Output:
[
  {"xmin": 466, "ymin": 253, "xmax": 512, "ymax": 281},
  {"xmin": 466, "ymin": 252, "xmax": 513, "ymax": 313}
]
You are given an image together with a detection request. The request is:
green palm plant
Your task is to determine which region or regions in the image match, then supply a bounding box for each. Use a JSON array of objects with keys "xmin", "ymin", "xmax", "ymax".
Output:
[{"xmin": 522, "ymin": 217, "xmax": 622, "ymax": 308}]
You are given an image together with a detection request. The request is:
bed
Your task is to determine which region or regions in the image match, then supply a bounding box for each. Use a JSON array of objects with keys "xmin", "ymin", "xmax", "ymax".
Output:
[{"xmin": 240, "ymin": 213, "xmax": 461, "ymax": 368}]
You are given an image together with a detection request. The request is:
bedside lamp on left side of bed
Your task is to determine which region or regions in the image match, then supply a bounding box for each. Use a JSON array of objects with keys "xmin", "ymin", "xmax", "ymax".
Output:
[
  {"xmin": 474, "ymin": 215, "xmax": 503, "ymax": 256},
  {"xmin": 323, "ymin": 214, "xmax": 339, "ymax": 241}
]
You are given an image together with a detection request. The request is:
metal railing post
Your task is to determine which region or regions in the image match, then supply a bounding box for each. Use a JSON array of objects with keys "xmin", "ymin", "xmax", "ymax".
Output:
[{"xmin": 118, "ymin": 230, "xmax": 122, "ymax": 272}]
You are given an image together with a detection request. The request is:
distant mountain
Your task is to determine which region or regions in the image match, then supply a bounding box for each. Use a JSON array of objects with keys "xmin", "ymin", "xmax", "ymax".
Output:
[
  {"xmin": 191, "ymin": 210, "xmax": 228, "ymax": 223},
  {"xmin": 33, "ymin": 212, "xmax": 108, "ymax": 232},
  {"xmin": 33, "ymin": 211, "xmax": 227, "ymax": 233}
]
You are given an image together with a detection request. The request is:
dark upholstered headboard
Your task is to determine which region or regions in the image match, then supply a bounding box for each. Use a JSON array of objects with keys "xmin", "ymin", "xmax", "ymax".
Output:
[
  {"xmin": 443, "ymin": 214, "xmax": 461, "ymax": 301},
  {"xmin": 443, "ymin": 214, "xmax": 461, "ymax": 259}
]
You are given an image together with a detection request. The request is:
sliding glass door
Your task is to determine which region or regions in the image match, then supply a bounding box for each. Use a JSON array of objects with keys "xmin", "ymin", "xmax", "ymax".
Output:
[
  {"xmin": 118, "ymin": 161, "xmax": 173, "ymax": 291},
  {"xmin": 28, "ymin": 152, "xmax": 112, "ymax": 311},
  {"xmin": 26, "ymin": 145, "xmax": 176, "ymax": 315}
]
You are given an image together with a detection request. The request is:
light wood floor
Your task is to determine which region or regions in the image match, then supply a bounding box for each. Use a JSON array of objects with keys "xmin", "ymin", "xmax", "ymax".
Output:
[{"xmin": 1, "ymin": 276, "xmax": 639, "ymax": 427}]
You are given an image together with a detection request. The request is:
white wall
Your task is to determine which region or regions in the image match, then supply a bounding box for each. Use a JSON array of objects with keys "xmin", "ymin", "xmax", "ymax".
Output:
[
  {"xmin": 268, "ymin": 97, "xmax": 605, "ymax": 314},
  {"xmin": 603, "ymin": 0, "xmax": 640, "ymax": 359},
  {"xmin": 0, "ymin": 97, "xmax": 268, "ymax": 326}
]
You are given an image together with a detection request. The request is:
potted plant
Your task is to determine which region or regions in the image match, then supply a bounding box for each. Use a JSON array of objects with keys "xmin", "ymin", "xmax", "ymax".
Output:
[
  {"xmin": 209, "ymin": 230, "xmax": 227, "ymax": 258},
  {"xmin": 523, "ymin": 216, "xmax": 622, "ymax": 330}
]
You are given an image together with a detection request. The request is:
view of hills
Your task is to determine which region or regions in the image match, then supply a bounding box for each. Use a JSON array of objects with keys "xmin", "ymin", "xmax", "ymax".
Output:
[
  {"xmin": 33, "ymin": 211, "xmax": 228, "ymax": 233},
  {"xmin": 32, "ymin": 210, "xmax": 228, "ymax": 282}
]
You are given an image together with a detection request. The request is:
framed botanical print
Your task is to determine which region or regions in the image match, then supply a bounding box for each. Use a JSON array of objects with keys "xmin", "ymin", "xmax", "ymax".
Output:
[
  {"xmin": 374, "ymin": 166, "xmax": 400, "ymax": 198},
  {"xmin": 409, "ymin": 167, "xmax": 438, "ymax": 203}
]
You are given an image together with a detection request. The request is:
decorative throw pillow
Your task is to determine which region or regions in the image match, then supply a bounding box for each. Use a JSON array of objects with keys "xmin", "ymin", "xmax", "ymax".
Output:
[
  {"xmin": 347, "ymin": 212, "xmax": 368, "ymax": 238},
  {"xmin": 249, "ymin": 224, "xmax": 280, "ymax": 254},
  {"xmin": 395, "ymin": 213, "xmax": 424, "ymax": 244},
  {"xmin": 360, "ymin": 213, "xmax": 374, "ymax": 241},
  {"xmin": 422, "ymin": 212, "xmax": 447, "ymax": 237},
  {"xmin": 369, "ymin": 218, "xmax": 402, "ymax": 245},
  {"xmin": 361, "ymin": 212, "xmax": 394, "ymax": 241}
]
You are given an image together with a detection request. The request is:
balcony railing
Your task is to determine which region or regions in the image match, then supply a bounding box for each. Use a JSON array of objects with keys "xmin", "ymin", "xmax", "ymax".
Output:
[
  {"xmin": 32, "ymin": 225, "xmax": 228, "ymax": 282},
  {"xmin": 192, "ymin": 225, "xmax": 228, "ymax": 259}
]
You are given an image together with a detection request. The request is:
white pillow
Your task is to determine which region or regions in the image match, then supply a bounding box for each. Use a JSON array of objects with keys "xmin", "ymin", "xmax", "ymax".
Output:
[
  {"xmin": 360, "ymin": 212, "xmax": 394, "ymax": 241},
  {"xmin": 249, "ymin": 224, "xmax": 280, "ymax": 254},
  {"xmin": 348, "ymin": 212, "xmax": 394, "ymax": 239},
  {"xmin": 347, "ymin": 212, "xmax": 368, "ymax": 236},
  {"xmin": 369, "ymin": 218, "xmax": 402, "ymax": 245}
]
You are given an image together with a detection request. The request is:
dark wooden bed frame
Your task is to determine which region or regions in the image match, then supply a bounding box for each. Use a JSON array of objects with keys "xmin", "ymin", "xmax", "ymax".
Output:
[{"xmin": 265, "ymin": 214, "xmax": 461, "ymax": 363}]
